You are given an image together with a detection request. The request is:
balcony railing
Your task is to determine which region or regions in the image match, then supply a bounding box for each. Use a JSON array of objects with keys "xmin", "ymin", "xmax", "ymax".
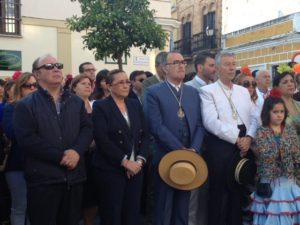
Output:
[{"xmin": 174, "ymin": 31, "xmax": 220, "ymax": 56}]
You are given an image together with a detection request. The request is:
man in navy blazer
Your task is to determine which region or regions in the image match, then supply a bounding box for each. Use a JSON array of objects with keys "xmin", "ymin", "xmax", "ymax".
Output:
[{"xmin": 144, "ymin": 52, "xmax": 205, "ymax": 225}]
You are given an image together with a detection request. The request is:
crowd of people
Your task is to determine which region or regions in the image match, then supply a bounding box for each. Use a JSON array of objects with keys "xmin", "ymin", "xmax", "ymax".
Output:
[{"xmin": 0, "ymin": 50, "xmax": 300, "ymax": 225}]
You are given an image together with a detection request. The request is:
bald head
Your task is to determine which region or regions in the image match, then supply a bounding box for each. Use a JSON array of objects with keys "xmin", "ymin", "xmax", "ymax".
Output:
[{"xmin": 256, "ymin": 70, "xmax": 271, "ymax": 91}]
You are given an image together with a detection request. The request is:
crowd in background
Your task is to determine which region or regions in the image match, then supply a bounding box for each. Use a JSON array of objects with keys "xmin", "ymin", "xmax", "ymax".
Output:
[{"xmin": 0, "ymin": 50, "xmax": 300, "ymax": 225}]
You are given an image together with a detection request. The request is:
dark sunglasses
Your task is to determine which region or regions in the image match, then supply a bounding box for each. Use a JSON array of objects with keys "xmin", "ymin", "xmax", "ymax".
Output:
[
  {"xmin": 36, "ymin": 63, "xmax": 64, "ymax": 70},
  {"xmin": 241, "ymin": 80, "xmax": 257, "ymax": 88},
  {"xmin": 22, "ymin": 82, "xmax": 38, "ymax": 89}
]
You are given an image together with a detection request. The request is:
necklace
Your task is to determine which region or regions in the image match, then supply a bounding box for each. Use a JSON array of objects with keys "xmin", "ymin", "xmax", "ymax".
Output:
[
  {"xmin": 218, "ymin": 81, "xmax": 238, "ymax": 120},
  {"xmin": 165, "ymin": 81, "xmax": 185, "ymax": 119}
]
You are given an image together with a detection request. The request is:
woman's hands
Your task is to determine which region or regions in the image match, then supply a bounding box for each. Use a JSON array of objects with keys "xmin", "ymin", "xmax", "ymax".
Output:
[{"xmin": 122, "ymin": 159, "xmax": 143, "ymax": 178}]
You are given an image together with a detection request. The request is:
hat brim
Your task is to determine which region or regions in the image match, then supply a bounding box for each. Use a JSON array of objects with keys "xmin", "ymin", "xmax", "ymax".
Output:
[
  {"xmin": 159, "ymin": 150, "xmax": 208, "ymax": 191},
  {"xmin": 227, "ymin": 151, "xmax": 257, "ymax": 191}
]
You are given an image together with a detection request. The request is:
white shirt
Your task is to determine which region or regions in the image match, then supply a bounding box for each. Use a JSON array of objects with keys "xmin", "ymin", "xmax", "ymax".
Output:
[
  {"xmin": 167, "ymin": 80, "xmax": 182, "ymax": 91},
  {"xmin": 200, "ymin": 80, "xmax": 257, "ymax": 144},
  {"xmin": 185, "ymin": 75, "xmax": 208, "ymax": 93}
]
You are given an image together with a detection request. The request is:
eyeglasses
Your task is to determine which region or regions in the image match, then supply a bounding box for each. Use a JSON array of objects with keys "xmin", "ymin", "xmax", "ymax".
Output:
[
  {"xmin": 36, "ymin": 63, "xmax": 64, "ymax": 70},
  {"xmin": 111, "ymin": 80, "xmax": 131, "ymax": 86},
  {"xmin": 165, "ymin": 60, "xmax": 187, "ymax": 66},
  {"xmin": 22, "ymin": 82, "xmax": 38, "ymax": 89},
  {"xmin": 241, "ymin": 80, "xmax": 257, "ymax": 88}
]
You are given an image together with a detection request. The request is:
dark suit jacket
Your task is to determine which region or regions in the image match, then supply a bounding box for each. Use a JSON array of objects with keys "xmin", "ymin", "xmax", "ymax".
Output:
[
  {"xmin": 144, "ymin": 82, "xmax": 205, "ymax": 166},
  {"xmin": 141, "ymin": 75, "xmax": 160, "ymax": 104},
  {"xmin": 92, "ymin": 96, "xmax": 149, "ymax": 173}
]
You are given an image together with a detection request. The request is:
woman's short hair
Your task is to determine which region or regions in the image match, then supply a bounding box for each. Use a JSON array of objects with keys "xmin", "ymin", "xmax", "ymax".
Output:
[
  {"xmin": 12, "ymin": 72, "xmax": 36, "ymax": 103},
  {"xmin": 70, "ymin": 74, "xmax": 93, "ymax": 93},
  {"xmin": 261, "ymin": 96, "xmax": 287, "ymax": 127},
  {"xmin": 106, "ymin": 69, "xmax": 125, "ymax": 85}
]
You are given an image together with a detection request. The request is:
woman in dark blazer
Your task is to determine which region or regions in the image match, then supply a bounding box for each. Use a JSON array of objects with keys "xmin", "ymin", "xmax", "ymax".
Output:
[{"xmin": 92, "ymin": 69, "xmax": 149, "ymax": 225}]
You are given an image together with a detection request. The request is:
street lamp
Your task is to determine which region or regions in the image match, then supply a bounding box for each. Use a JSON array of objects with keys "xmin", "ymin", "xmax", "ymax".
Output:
[{"xmin": 206, "ymin": 26, "xmax": 214, "ymax": 36}]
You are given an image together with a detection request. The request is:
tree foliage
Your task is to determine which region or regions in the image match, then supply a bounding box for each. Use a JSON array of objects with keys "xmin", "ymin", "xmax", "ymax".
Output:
[{"xmin": 67, "ymin": 0, "xmax": 167, "ymax": 69}]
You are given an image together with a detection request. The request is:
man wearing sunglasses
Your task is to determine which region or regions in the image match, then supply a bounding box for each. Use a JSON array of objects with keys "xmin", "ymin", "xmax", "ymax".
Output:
[
  {"xmin": 128, "ymin": 70, "xmax": 147, "ymax": 104},
  {"xmin": 13, "ymin": 54, "xmax": 93, "ymax": 225}
]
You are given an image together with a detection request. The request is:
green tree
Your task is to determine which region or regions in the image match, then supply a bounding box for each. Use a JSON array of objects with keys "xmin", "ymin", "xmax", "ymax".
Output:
[{"xmin": 67, "ymin": 0, "xmax": 167, "ymax": 70}]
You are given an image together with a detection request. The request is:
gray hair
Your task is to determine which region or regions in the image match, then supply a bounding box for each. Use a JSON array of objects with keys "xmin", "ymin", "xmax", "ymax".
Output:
[
  {"xmin": 215, "ymin": 51, "xmax": 235, "ymax": 67},
  {"xmin": 155, "ymin": 51, "xmax": 168, "ymax": 66},
  {"xmin": 32, "ymin": 54, "xmax": 55, "ymax": 71},
  {"xmin": 256, "ymin": 70, "xmax": 269, "ymax": 79}
]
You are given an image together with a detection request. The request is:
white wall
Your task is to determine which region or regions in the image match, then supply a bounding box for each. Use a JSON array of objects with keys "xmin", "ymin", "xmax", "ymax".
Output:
[
  {"xmin": 222, "ymin": 0, "xmax": 300, "ymax": 34},
  {"xmin": 23, "ymin": 0, "xmax": 171, "ymax": 20},
  {"xmin": 22, "ymin": 0, "xmax": 82, "ymax": 20},
  {"xmin": 0, "ymin": 25, "xmax": 57, "ymax": 77},
  {"xmin": 0, "ymin": 0, "xmax": 171, "ymax": 78},
  {"xmin": 71, "ymin": 32, "xmax": 157, "ymax": 76}
]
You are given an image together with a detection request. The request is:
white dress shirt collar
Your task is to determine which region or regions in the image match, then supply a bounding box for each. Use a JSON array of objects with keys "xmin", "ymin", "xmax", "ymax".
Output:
[
  {"xmin": 167, "ymin": 80, "xmax": 182, "ymax": 91},
  {"xmin": 195, "ymin": 75, "xmax": 208, "ymax": 87}
]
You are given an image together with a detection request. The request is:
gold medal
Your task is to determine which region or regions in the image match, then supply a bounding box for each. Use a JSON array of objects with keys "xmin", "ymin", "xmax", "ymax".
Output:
[{"xmin": 177, "ymin": 107, "xmax": 185, "ymax": 119}]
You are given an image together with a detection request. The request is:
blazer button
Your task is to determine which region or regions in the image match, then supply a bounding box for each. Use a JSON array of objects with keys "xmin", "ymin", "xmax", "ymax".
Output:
[
  {"xmin": 120, "ymin": 141, "xmax": 123, "ymax": 144},
  {"xmin": 139, "ymin": 140, "xmax": 142, "ymax": 144},
  {"xmin": 139, "ymin": 129, "xmax": 143, "ymax": 132},
  {"xmin": 118, "ymin": 130, "xmax": 122, "ymax": 134}
]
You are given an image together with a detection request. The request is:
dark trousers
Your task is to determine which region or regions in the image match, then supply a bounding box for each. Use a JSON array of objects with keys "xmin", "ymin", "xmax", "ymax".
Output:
[
  {"xmin": 27, "ymin": 182, "xmax": 83, "ymax": 225},
  {"xmin": 205, "ymin": 133, "xmax": 243, "ymax": 225},
  {"xmin": 94, "ymin": 168, "xmax": 143, "ymax": 225},
  {"xmin": 154, "ymin": 170, "xmax": 190, "ymax": 225}
]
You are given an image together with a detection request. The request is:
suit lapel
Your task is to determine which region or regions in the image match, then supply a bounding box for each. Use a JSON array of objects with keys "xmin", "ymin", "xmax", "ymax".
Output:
[
  {"xmin": 125, "ymin": 98, "xmax": 136, "ymax": 137},
  {"xmin": 108, "ymin": 96, "xmax": 130, "ymax": 134}
]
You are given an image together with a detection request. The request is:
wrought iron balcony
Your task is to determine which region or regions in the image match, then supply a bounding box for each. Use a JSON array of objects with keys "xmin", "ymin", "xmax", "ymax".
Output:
[{"xmin": 174, "ymin": 30, "xmax": 220, "ymax": 56}]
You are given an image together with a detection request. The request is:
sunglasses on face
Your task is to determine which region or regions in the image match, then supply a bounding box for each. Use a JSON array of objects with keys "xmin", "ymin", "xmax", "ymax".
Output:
[
  {"xmin": 36, "ymin": 63, "xmax": 64, "ymax": 70},
  {"xmin": 241, "ymin": 80, "xmax": 257, "ymax": 88},
  {"xmin": 22, "ymin": 82, "xmax": 38, "ymax": 89}
]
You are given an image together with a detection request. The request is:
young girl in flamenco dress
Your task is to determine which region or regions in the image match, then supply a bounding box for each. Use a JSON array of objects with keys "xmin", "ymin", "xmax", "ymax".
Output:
[{"xmin": 251, "ymin": 88, "xmax": 300, "ymax": 225}]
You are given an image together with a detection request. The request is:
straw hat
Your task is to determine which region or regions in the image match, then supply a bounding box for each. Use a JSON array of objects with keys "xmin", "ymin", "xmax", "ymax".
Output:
[
  {"xmin": 158, "ymin": 150, "xmax": 208, "ymax": 190},
  {"xmin": 227, "ymin": 151, "xmax": 257, "ymax": 191}
]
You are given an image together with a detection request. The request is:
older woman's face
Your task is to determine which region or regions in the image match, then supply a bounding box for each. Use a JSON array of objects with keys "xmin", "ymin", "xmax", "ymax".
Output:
[
  {"xmin": 21, "ymin": 76, "xmax": 37, "ymax": 98},
  {"xmin": 73, "ymin": 78, "xmax": 92, "ymax": 99},
  {"xmin": 109, "ymin": 72, "xmax": 130, "ymax": 99},
  {"xmin": 240, "ymin": 76, "xmax": 256, "ymax": 97},
  {"xmin": 278, "ymin": 74, "xmax": 295, "ymax": 97}
]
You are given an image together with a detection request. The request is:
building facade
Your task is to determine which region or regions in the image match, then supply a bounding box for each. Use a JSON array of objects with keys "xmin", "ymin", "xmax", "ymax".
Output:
[
  {"xmin": 171, "ymin": 0, "xmax": 222, "ymax": 72},
  {"xmin": 0, "ymin": 0, "xmax": 179, "ymax": 77},
  {"xmin": 222, "ymin": 12, "xmax": 300, "ymax": 76}
]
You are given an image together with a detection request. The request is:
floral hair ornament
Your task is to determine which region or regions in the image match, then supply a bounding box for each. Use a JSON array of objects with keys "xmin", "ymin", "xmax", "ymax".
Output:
[
  {"xmin": 268, "ymin": 88, "xmax": 282, "ymax": 99},
  {"xmin": 12, "ymin": 70, "xmax": 22, "ymax": 81},
  {"xmin": 277, "ymin": 64, "xmax": 293, "ymax": 74},
  {"xmin": 293, "ymin": 63, "xmax": 300, "ymax": 74},
  {"xmin": 240, "ymin": 66, "xmax": 252, "ymax": 76}
]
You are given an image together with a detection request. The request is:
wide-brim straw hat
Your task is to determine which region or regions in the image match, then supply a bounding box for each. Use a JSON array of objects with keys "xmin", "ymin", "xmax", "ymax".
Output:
[
  {"xmin": 159, "ymin": 150, "xmax": 208, "ymax": 191},
  {"xmin": 227, "ymin": 151, "xmax": 257, "ymax": 191}
]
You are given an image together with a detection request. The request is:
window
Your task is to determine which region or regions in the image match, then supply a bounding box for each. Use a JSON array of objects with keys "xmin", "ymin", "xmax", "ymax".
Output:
[
  {"xmin": 0, "ymin": 0, "xmax": 21, "ymax": 35},
  {"xmin": 203, "ymin": 11, "xmax": 215, "ymax": 31}
]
